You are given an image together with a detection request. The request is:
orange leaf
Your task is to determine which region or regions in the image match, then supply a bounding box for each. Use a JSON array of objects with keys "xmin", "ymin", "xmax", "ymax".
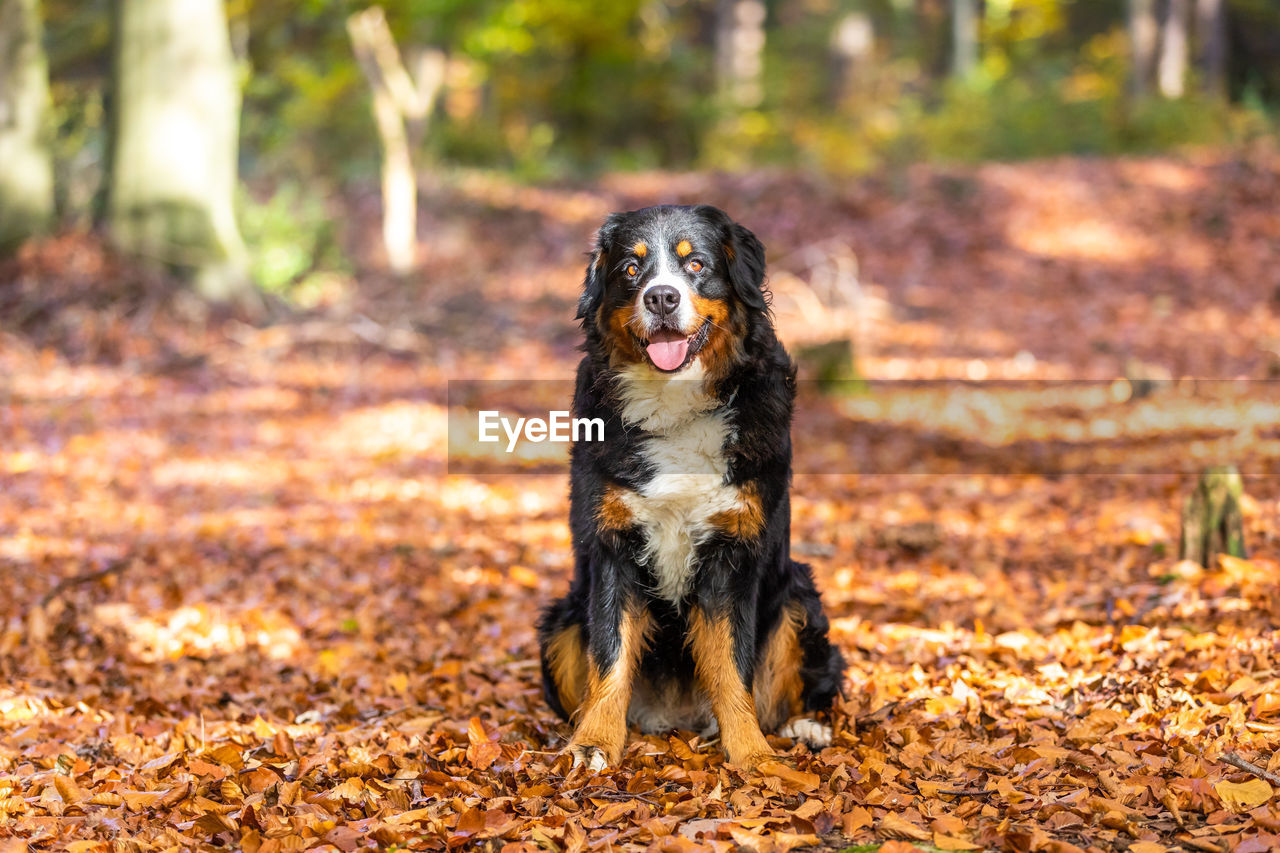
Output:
[
  {"xmin": 595, "ymin": 800, "xmax": 634, "ymax": 826},
  {"xmin": 454, "ymin": 807, "xmax": 486, "ymax": 836},
  {"xmin": 139, "ymin": 751, "xmax": 180, "ymax": 772},
  {"xmin": 934, "ymin": 832, "xmax": 980, "ymax": 851},
  {"xmin": 1214, "ymin": 778, "xmax": 1272, "ymax": 812},
  {"xmin": 842, "ymin": 806, "xmax": 873, "ymax": 834},
  {"xmin": 879, "ymin": 812, "xmax": 930, "ymax": 842},
  {"xmin": 121, "ymin": 790, "xmax": 163, "ymax": 811},
  {"xmin": 755, "ymin": 760, "xmax": 819, "ymax": 792}
]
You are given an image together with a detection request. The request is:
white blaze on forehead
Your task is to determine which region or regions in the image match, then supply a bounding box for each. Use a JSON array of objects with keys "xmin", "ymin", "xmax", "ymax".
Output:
[{"xmin": 635, "ymin": 240, "xmax": 698, "ymax": 336}]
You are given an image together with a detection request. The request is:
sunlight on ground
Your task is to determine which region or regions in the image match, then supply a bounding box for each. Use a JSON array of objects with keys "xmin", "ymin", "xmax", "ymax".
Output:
[
  {"xmin": 319, "ymin": 400, "xmax": 449, "ymax": 461},
  {"xmin": 5, "ymin": 157, "xmax": 1280, "ymax": 848},
  {"xmin": 92, "ymin": 602, "xmax": 304, "ymax": 663}
]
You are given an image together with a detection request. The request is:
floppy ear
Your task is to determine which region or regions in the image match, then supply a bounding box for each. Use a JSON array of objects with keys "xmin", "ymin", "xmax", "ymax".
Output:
[
  {"xmin": 576, "ymin": 215, "xmax": 622, "ymax": 321},
  {"xmin": 724, "ymin": 221, "xmax": 768, "ymax": 311},
  {"xmin": 576, "ymin": 250, "xmax": 608, "ymax": 321}
]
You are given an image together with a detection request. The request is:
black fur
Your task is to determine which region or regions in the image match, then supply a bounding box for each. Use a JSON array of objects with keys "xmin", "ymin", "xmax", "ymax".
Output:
[{"xmin": 538, "ymin": 204, "xmax": 846, "ymax": 756}]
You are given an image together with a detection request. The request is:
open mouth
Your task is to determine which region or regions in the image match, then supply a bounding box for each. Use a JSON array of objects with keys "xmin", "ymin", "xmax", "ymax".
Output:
[{"xmin": 637, "ymin": 321, "xmax": 710, "ymax": 373}]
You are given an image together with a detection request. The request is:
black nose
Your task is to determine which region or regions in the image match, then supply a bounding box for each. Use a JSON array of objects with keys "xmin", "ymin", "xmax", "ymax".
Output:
[{"xmin": 644, "ymin": 285, "xmax": 680, "ymax": 318}]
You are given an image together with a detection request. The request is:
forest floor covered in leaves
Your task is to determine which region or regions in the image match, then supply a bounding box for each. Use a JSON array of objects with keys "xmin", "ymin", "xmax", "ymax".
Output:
[{"xmin": 4, "ymin": 149, "xmax": 1280, "ymax": 852}]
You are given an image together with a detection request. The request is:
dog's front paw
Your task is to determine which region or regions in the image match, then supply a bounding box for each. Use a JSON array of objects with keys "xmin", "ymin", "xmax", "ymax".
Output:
[
  {"xmin": 733, "ymin": 750, "xmax": 776, "ymax": 771},
  {"xmin": 564, "ymin": 742, "xmax": 614, "ymax": 772},
  {"xmin": 778, "ymin": 717, "xmax": 833, "ymax": 749}
]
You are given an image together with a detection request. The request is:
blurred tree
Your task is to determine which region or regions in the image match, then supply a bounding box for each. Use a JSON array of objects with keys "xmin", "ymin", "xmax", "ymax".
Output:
[
  {"xmin": 828, "ymin": 11, "xmax": 875, "ymax": 107},
  {"xmin": 1227, "ymin": 0, "xmax": 1280, "ymax": 103},
  {"xmin": 347, "ymin": 5, "xmax": 445, "ymax": 275},
  {"xmin": 716, "ymin": 0, "xmax": 766, "ymax": 109},
  {"xmin": 916, "ymin": 0, "xmax": 950, "ymax": 80},
  {"xmin": 952, "ymin": 0, "xmax": 978, "ymax": 77},
  {"xmin": 107, "ymin": 0, "xmax": 250, "ymax": 303},
  {"xmin": 0, "ymin": 0, "xmax": 56, "ymax": 254},
  {"xmin": 1195, "ymin": 0, "xmax": 1227, "ymax": 96},
  {"xmin": 1128, "ymin": 0, "xmax": 1158, "ymax": 97},
  {"xmin": 1158, "ymin": 0, "xmax": 1190, "ymax": 97}
]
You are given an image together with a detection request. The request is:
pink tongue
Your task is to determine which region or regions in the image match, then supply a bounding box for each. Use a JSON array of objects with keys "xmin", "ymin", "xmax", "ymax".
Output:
[{"xmin": 647, "ymin": 337, "xmax": 689, "ymax": 371}]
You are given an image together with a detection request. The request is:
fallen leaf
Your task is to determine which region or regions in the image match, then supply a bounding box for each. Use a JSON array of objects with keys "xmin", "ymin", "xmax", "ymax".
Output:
[{"xmin": 1214, "ymin": 778, "xmax": 1272, "ymax": 812}]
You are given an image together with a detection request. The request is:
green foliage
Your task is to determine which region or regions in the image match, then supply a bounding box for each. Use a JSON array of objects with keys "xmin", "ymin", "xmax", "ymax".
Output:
[
  {"xmin": 37, "ymin": 0, "xmax": 1280, "ymax": 193},
  {"xmin": 27, "ymin": 0, "xmax": 1280, "ymax": 290},
  {"xmin": 239, "ymin": 183, "xmax": 349, "ymax": 305},
  {"xmin": 720, "ymin": 4, "xmax": 1274, "ymax": 173}
]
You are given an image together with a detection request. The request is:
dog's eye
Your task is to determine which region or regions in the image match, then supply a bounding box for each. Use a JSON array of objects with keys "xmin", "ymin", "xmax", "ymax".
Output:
[
  {"xmin": 687, "ymin": 260, "xmax": 703, "ymax": 273},
  {"xmin": 625, "ymin": 263, "xmax": 639, "ymax": 277}
]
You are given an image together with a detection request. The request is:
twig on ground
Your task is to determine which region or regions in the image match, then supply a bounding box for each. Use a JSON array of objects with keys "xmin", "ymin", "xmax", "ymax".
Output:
[
  {"xmin": 581, "ymin": 785, "xmax": 659, "ymax": 805},
  {"xmin": 41, "ymin": 558, "xmax": 131, "ymax": 606},
  {"xmin": 859, "ymin": 701, "xmax": 900, "ymax": 723},
  {"xmin": 1220, "ymin": 752, "xmax": 1280, "ymax": 786}
]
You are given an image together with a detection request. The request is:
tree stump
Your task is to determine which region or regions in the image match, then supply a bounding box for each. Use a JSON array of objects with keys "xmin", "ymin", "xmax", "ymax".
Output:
[
  {"xmin": 797, "ymin": 337, "xmax": 865, "ymax": 395},
  {"xmin": 1179, "ymin": 465, "xmax": 1247, "ymax": 567}
]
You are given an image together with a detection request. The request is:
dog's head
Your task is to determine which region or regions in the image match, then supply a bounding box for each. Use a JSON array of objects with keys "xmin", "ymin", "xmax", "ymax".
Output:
[{"xmin": 577, "ymin": 205, "xmax": 768, "ymax": 377}]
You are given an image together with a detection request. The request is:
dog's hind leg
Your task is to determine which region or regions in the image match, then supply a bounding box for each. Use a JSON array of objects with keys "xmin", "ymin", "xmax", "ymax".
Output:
[
  {"xmin": 788, "ymin": 560, "xmax": 847, "ymax": 715},
  {"xmin": 757, "ymin": 562, "xmax": 847, "ymax": 750},
  {"xmin": 752, "ymin": 603, "xmax": 806, "ymax": 732}
]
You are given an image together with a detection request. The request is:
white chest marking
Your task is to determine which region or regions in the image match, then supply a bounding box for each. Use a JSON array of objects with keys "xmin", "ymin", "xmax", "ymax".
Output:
[{"xmin": 616, "ymin": 362, "xmax": 740, "ymax": 602}]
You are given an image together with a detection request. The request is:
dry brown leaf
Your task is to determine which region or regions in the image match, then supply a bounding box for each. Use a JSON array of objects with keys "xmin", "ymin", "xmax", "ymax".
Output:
[
  {"xmin": 842, "ymin": 805, "xmax": 873, "ymax": 834},
  {"xmin": 934, "ymin": 832, "xmax": 980, "ymax": 850},
  {"xmin": 755, "ymin": 760, "xmax": 819, "ymax": 792},
  {"xmin": 139, "ymin": 752, "xmax": 180, "ymax": 772},
  {"xmin": 10, "ymin": 160, "xmax": 1280, "ymax": 852},
  {"xmin": 879, "ymin": 812, "xmax": 931, "ymax": 841},
  {"xmin": 120, "ymin": 790, "xmax": 163, "ymax": 811},
  {"xmin": 595, "ymin": 800, "xmax": 634, "ymax": 826},
  {"xmin": 1214, "ymin": 778, "xmax": 1273, "ymax": 812}
]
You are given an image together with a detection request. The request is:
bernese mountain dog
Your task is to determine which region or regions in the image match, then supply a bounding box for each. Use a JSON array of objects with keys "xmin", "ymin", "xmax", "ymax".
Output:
[{"xmin": 538, "ymin": 204, "xmax": 846, "ymax": 771}]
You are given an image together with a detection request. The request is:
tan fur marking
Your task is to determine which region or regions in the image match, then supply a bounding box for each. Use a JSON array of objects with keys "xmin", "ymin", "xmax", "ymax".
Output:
[
  {"xmin": 688, "ymin": 608, "xmax": 773, "ymax": 767},
  {"xmin": 633, "ymin": 242, "xmax": 647, "ymax": 258},
  {"xmin": 597, "ymin": 484, "xmax": 634, "ymax": 531},
  {"xmin": 753, "ymin": 604, "xmax": 806, "ymax": 730},
  {"xmin": 676, "ymin": 239, "xmax": 693, "ymax": 258},
  {"xmin": 604, "ymin": 303, "xmax": 646, "ymax": 366},
  {"xmin": 595, "ymin": 249, "xmax": 608, "ymax": 269},
  {"xmin": 689, "ymin": 293, "xmax": 741, "ymax": 382},
  {"xmin": 723, "ymin": 243, "xmax": 735, "ymax": 262},
  {"xmin": 567, "ymin": 608, "xmax": 652, "ymax": 765},
  {"xmin": 709, "ymin": 481, "xmax": 765, "ymax": 540},
  {"xmin": 546, "ymin": 626, "xmax": 587, "ymax": 715}
]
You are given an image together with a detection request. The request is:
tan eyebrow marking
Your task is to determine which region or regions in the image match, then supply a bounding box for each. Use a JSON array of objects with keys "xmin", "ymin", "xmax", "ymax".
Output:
[
  {"xmin": 676, "ymin": 240, "xmax": 692, "ymax": 257},
  {"xmin": 632, "ymin": 242, "xmax": 647, "ymax": 257}
]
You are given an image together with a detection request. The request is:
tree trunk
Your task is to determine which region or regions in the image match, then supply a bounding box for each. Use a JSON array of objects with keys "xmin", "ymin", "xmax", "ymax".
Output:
[
  {"xmin": 1158, "ymin": 0, "xmax": 1191, "ymax": 98},
  {"xmin": 1128, "ymin": 0, "xmax": 1159, "ymax": 98},
  {"xmin": 951, "ymin": 0, "xmax": 978, "ymax": 79},
  {"xmin": 1194, "ymin": 0, "xmax": 1227, "ymax": 97},
  {"xmin": 0, "ymin": 0, "xmax": 55, "ymax": 254},
  {"xmin": 715, "ymin": 0, "xmax": 766, "ymax": 109},
  {"xmin": 347, "ymin": 6, "xmax": 445, "ymax": 276},
  {"xmin": 829, "ymin": 12, "xmax": 874, "ymax": 107},
  {"xmin": 107, "ymin": 0, "xmax": 250, "ymax": 304},
  {"xmin": 1179, "ymin": 465, "xmax": 1247, "ymax": 568}
]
